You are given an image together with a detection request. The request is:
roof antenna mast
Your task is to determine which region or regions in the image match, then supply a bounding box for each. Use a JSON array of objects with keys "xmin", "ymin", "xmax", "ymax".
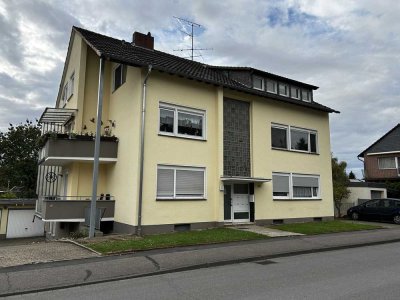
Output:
[{"xmin": 173, "ymin": 16, "xmax": 212, "ymax": 60}]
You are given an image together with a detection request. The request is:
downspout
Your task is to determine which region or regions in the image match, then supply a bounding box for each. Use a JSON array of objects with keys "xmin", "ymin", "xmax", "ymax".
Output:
[{"xmin": 137, "ymin": 65, "xmax": 153, "ymax": 237}]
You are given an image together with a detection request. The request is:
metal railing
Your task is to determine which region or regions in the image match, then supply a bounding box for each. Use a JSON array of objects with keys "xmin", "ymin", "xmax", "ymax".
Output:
[{"xmin": 44, "ymin": 195, "xmax": 115, "ymax": 201}]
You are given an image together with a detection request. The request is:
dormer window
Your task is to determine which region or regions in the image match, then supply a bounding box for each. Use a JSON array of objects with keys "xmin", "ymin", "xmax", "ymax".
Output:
[
  {"xmin": 278, "ymin": 83, "xmax": 289, "ymax": 96},
  {"xmin": 290, "ymin": 87, "xmax": 300, "ymax": 100},
  {"xmin": 113, "ymin": 64, "xmax": 126, "ymax": 91},
  {"xmin": 253, "ymin": 76, "xmax": 264, "ymax": 90},
  {"xmin": 302, "ymin": 90, "xmax": 311, "ymax": 102},
  {"xmin": 266, "ymin": 80, "xmax": 277, "ymax": 94}
]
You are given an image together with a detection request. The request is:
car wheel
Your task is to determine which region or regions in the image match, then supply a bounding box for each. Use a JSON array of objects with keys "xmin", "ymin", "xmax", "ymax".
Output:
[
  {"xmin": 351, "ymin": 212, "xmax": 359, "ymax": 221},
  {"xmin": 393, "ymin": 215, "xmax": 400, "ymax": 224}
]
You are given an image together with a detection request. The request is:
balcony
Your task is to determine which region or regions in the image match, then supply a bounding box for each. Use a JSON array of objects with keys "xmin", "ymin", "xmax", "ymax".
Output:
[
  {"xmin": 36, "ymin": 196, "xmax": 115, "ymax": 222},
  {"xmin": 38, "ymin": 133, "xmax": 118, "ymax": 166}
]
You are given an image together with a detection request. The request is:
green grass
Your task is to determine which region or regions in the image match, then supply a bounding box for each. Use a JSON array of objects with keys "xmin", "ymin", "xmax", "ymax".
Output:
[
  {"xmin": 269, "ymin": 220, "xmax": 382, "ymax": 235},
  {"xmin": 85, "ymin": 228, "xmax": 267, "ymax": 254}
]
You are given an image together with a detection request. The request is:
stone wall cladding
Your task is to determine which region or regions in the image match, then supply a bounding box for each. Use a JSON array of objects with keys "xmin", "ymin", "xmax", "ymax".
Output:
[{"xmin": 223, "ymin": 98, "xmax": 251, "ymax": 177}]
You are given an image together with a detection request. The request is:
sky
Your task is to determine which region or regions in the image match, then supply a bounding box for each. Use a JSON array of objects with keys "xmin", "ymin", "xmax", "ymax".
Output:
[{"xmin": 0, "ymin": 0, "xmax": 399, "ymax": 177}]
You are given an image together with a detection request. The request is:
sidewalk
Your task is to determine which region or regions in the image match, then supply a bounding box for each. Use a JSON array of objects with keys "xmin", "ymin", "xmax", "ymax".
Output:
[{"xmin": 1, "ymin": 227, "xmax": 400, "ymax": 296}]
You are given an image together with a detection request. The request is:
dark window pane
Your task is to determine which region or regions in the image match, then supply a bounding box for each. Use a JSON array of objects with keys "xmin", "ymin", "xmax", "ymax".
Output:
[
  {"xmin": 291, "ymin": 129, "xmax": 308, "ymax": 151},
  {"xmin": 178, "ymin": 112, "xmax": 203, "ymax": 137},
  {"xmin": 160, "ymin": 109, "xmax": 174, "ymax": 133},
  {"xmin": 234, "ymin": 212, "xmax": 249, "ymax": 220},
  {"xmin": 310, "ymin": 133, "xmax": 317, "ymax": 153},
  {"xmin": 365, "ymin": 200, "xmax": 379, "ymax": 208},
  {"xmin": 273, "ymin": 192, "xmax": 289, "ymax": 197},
  {"xmin": 233, "ymin": 184, "xmax": 248, "ymax": 194},
  {"xmin": 114, "ymin": 65, "xmax": 122, "ymax": 89},
  {"xmin": 253, "ymin": 77, "xmax": 263, "ymax": 89},
  {"xmin": 272, "ymin": 127, "xmax": 287, "ymax": 149}
]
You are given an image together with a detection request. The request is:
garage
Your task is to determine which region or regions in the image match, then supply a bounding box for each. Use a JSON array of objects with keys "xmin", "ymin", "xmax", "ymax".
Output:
[{"xmin": 6, "ymin": 209, "xmax": 44, "ymax": 238}]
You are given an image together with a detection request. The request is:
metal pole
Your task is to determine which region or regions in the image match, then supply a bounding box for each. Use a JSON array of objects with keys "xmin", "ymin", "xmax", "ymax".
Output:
[
  {"xmin": 137, "ymin": 65, "xmax": 152, "ymax": 237},
  {"xmin": 89, "ymin": 57, "xmax": 105, "ymax": 238},
  {"xmin": 191, "ymin": 23, "xmax": 194, "ymax": 60}
]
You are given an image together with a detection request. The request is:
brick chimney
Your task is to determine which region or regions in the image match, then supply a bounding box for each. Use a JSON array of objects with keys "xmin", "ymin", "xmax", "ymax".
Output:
[{"xmin": 132, "ymin": 31, "xmax": 154, "ymax": 49}]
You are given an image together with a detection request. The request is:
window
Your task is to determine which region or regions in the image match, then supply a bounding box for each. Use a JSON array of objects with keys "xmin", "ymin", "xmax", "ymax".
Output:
[
  {"xmin": 266, "ymin": 80, "xmax": 277, "ymax": 93},
  {"xmin": 365, "ymin": 200, "xmax": 379, "ymax": 208},
  {"xmin": 156, "ymin": 165, "xmax": 205, "ymax": 199},
  {"xmin": 278, "ymin": 83, "xmax": 289, "ymax": 96},
  {"xmin": 290, "ymin": 87, "xmax": 300, "ymax": 99},
  {"xmin": 301, "ymin": 90, "xmax": 311, "ymax": 102},
  {"xmin": 273, "ymin": 173, "xmax": 320, "ymax": 200},
  {"xmin": 253, "ymin": 76, "xmax": 264, "ymax": 90},
  {"xmin": 271, "ymin": 123, "xmax": 318, "ymax": 154},
  {"xmin": 159, "ymin": 103, "xmax": 205, "ymax": 140},
  {"xmin": 378, "ymin": 157, "xmax": 396, "ymax": 169},
  {"xmin": 371, "ymin": 190, "xmax": 383, "ymax": 199},
  {"xmin": 61, "ymin": 72, "xmax": 75, "ymax": 105},
  {"xmin": 113, "ymin": 64, "xmax": 126, "ymax": 91},
  {"xmin": 271, "ymin": 125, "xmax": 288, "ymax": 149}
]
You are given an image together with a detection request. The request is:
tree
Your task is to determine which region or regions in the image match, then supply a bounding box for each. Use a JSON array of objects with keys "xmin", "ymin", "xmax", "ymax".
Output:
[
  {"xmin": 0, "ymin": 120, "xmax": 42, "ymax": 198},
  {"xmin": 332, "ymin": 157, "xmax": 351, "ymax": 217},
  {"xmin": 348, "ymin": 171, "xmax": 356, "ymax": 179}
]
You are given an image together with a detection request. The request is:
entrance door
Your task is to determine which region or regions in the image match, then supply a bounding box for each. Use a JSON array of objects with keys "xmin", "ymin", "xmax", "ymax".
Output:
[{"xmin": 232, "ymin": 184, "xmax": 250, "ymax": 223}]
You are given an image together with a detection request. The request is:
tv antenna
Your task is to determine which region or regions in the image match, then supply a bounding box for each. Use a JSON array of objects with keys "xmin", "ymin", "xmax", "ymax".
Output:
[{"xmin": 173, "ymin": 16, "xmax": 212, "ymax": 60}]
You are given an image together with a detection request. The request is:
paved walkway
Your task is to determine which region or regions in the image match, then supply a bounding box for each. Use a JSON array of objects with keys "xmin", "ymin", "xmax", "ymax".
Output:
[
  {"xmin": 0, "ymin": 240, "xmax": 98, "ymax": 268},
  {"xmin": 231, "ymin": 225, "xmax": 304, "ymax": 237}
]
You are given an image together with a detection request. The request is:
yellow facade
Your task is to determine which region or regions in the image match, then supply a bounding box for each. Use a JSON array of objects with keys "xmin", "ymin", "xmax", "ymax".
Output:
[{"xmin": 47, "ymin": 32, "xmax": 335, "ymax": 232}]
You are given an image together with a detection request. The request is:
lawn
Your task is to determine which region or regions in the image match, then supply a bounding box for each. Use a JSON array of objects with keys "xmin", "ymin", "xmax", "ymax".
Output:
[
  {"xmin": 84, "ymin": 228, "xmax": 267, "ymax": 254},
  {"xmin": 269, "ymin": 220, "xmax": 382, "ymax": 235}
]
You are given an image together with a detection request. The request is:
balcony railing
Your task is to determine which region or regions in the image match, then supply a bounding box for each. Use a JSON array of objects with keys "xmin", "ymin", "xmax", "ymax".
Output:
[
  {"xmin": 38, "ymin": 133, "xmax": 118, "ymax": 166},
  {"xmin": 36, "ymin": 195, "xmax": 115, "ymax": 222}
]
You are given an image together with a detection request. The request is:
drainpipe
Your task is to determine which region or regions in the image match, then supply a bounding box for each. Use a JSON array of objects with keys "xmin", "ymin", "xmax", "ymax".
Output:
[
  {"xmin": 137, "ymin": 65, "xmax": 153, "ymax": 237},
  {"xmin": 89, "ymin": 57, "xmax": 105, "ymax": 238}
]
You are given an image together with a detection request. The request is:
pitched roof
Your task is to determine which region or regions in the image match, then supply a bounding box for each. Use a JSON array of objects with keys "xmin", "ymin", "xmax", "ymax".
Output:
[
  {"xmin": 358, "ymin": 123, "xmax": 400, "ymax": 157},
  {"xmin": 73, "ymin": 26, "xmax": 338, "ymax": 113},
  {"xmin": 209, "ymin": 66, "xmax": 319, "ymax": 90}
]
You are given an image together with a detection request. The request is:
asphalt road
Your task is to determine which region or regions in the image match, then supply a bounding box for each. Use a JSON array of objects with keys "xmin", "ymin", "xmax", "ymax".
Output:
[{"xmin": 7, "ymin": 242, "xmax": 400, "ymax": 299}]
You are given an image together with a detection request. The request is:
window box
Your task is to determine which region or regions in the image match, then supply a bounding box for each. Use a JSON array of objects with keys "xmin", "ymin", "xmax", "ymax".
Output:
[
  {"xmin": 273, "ymin": 173, "xmax": 320, "ymax": 200},
  {"xmin": 157, "ymin": 165, "xmax": 206, "ymax": 200},
  {"xmin": 159, "ymin": 103, "xmax": 206, "ymax": 140}
]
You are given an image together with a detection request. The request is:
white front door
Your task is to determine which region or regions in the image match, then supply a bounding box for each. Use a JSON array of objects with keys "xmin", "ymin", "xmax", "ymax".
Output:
[{"xmin": 232, "ymin": 184, "xmax": 250, "ymax": 223}]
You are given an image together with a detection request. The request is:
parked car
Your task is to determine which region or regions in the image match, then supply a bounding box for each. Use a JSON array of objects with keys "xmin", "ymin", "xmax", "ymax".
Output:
[{"xmin": 347, "ymin": 198, "xmax": 400, "ymax": 224}]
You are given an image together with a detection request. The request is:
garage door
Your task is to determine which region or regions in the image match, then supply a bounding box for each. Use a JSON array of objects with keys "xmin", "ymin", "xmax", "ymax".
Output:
[{"xmin": 6, "ymin": 209, "xmax": 44, "ymax": 238}]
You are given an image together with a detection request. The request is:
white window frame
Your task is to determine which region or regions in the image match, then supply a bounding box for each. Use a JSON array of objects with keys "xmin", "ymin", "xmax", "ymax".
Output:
[
  {"xmin": 278, "ymin": 83, "xmax": 289, "ymax": 96},
  {"xmin": 112, "ymin": 64, "xmax": 125, "ymax": 91},
  {"xmin": 290, "ymin": 86, "xmax": 300, "ymax": 100},
  {"xmin": 301, "ymin": 89, "xmax": 311, "ymax": 102},
  {"xmin": 271, "ymin": 123, "xmax": 318, "ymax": 154},
  {"xmin": 159, "ymin": 102, "xmax": 206, "ymax": 140},
  {"xmin": 378, "ymin": 157, "xmax": 398, "ymax": 170},
  {"xmin": 253, "ymin": 76, "xmax": 264, "ymax": 91},
  {"xmin": 272, "ymin": 172, "xmax": 320, "ymax": 200},
  {"xmin": 266, "ymin": 79, "xmax": 277, "ymax": 94},
  {"xmin": 156, "ymin": 165, "xmax": 206, "ymax": 200}
]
